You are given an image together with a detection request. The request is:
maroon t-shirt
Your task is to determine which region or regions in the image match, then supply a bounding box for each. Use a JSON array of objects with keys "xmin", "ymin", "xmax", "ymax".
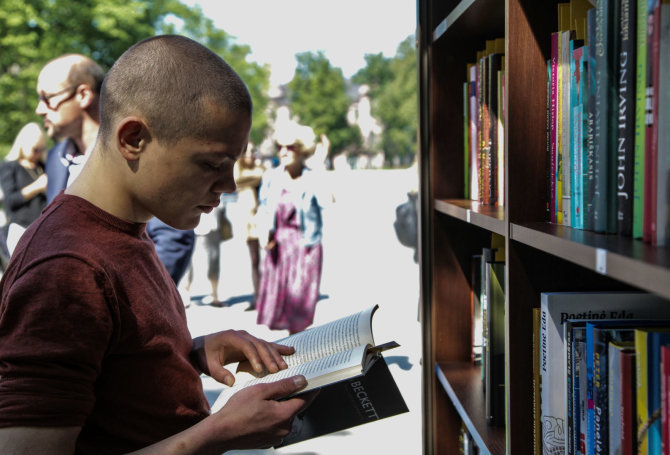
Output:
[{"xmin": 0, "ymin": 194, "xmax": 209, "ymax": 453}]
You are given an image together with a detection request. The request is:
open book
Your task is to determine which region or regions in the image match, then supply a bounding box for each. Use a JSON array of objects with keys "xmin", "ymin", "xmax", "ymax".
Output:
[{"xmin": 211, "ymin": 305, "xmax": 408, "ymax": 446}]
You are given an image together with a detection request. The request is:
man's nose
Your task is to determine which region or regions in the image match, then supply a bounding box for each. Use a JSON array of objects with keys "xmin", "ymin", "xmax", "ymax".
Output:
[
  {"xmin": 35, "ymin": 99, "xmax": 47, "ymax": 116},
  {"xmin": 213, "ymin": 171, "xmax": 237, "ymax": 194}
]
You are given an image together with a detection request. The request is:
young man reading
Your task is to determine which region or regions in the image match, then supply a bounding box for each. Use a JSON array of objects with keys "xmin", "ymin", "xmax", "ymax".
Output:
[{"xmin": 0, "ymin": 35, "xmax": 311, "ymax": 454}]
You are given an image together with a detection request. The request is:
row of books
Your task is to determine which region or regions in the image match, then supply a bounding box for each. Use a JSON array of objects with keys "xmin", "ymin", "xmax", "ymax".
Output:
[
  {"xmin": 546, "ymin": 0, "xmax": 670, "ymax": 244},
  {"xmin": 536, "ymin": 291, "xmax": 670, "ymax": 455},
  {"xmin": 469, "ymin": 234, "xmax": 506, "ymax": 426},
  {"xmin": 463, "ymin": 38, "xmax": 506, "ymax": 207}
]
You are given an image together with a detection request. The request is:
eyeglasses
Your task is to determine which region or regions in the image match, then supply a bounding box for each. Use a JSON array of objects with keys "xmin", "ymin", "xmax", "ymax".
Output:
[
  {"xmin": 38, "ymin": 85, "xmax": 79, "ymax": 110},
  {"xmin": 276, "ymin": 142, "xmax": 299, "ymax": 152}
]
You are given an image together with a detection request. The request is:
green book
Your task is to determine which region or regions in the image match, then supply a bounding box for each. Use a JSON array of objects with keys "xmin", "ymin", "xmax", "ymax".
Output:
[{"xmin": 633, "ymin": 0, "xmax": 648, "ymax": 238}]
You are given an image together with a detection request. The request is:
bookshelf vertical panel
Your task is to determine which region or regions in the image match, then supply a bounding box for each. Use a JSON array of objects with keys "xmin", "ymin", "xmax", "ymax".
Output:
[
  {"xmin": 432, "ymin": 214, "xmax": 479, "ymax": 363},
  {"xmin": 505, "ymin": 240, "xmax": 538, "ymax": 455},
  {"xmin": 429, "ymin": 44, "xmax": 467, "ymax": 200},
  {"xmin": 433, "ymin": 380, "xmax": 462, "ymax": 453},
  {"xmin": 430, "ymin": 213, "xmax": 476, "ymax": 453},
  {"xmin": 506, "ymin": 0, "xmax": 556, "ymax": 224}
]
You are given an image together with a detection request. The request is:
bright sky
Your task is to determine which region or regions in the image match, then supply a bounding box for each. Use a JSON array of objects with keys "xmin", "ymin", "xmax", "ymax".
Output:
[{"xmin": 182, "ymin": 0, "xmax": 416, "ymax": 86}]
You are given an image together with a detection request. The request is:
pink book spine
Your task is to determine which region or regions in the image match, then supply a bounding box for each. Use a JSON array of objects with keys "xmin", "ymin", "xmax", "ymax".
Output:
[{"xmin": 662, "ymin": 345, "xmax": 670, "ymax": 455}]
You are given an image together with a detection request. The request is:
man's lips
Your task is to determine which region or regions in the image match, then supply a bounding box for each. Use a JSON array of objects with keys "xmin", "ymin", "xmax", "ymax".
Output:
[{"xmin": 199, "ymin": 199, "xmax": 221, "ymax": 213}]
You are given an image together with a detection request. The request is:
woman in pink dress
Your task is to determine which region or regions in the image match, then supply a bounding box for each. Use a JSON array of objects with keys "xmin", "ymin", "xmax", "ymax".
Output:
[{"xmin": 255, "ymin": 124, "xmax": 326, "ymax": 334}]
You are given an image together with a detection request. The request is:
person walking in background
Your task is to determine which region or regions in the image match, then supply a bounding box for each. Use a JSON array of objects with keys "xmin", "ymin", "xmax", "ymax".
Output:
[
  {"xmin": 234, "ymin": 142, "xmax": 265, "ymax": 310},
  {"xmin": 183, "ymin": 198, "xmax": 225, "ymax": 307},
  {"xmin": 255, "ymin": 123, "xmax": 327, "ymax": 334},
  {"xmin": 0, "ymin": 122, "xmax": 48, "ymax": 255},
  {"xmin": 35, "ymin": 54, "xmax": 104, "ymax": 204}
]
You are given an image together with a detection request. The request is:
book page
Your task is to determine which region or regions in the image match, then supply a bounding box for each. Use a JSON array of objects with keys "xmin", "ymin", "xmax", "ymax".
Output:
[
  {"xmin": 212, "ymin": 345, "xmax": 368, "ymax": 412},
  {"xmin": 276, "ymin": 305, "xmax": 377, "ymax": 367}
]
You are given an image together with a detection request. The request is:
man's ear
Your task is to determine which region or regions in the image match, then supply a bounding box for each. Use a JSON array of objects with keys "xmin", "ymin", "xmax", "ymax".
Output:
[
  {"xmin": 76, "ymin": 84, "xmax": 96, "ymax": 109},
  {"xmin": 116, "ymin": 118, "xmax": 149, "ymax": 162}
]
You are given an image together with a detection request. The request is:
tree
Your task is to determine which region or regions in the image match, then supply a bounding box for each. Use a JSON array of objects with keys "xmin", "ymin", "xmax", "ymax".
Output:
[
  {"xmin": 354, "ymin": 35, "xmax": 418, "ymax": 165},
  {"xmin": 0, "ymin": 0, "xmax": 271, "ymax": 146},
  {"xmin": 287, "ymin": 51, "xmax": 360, "ymax": 156}
]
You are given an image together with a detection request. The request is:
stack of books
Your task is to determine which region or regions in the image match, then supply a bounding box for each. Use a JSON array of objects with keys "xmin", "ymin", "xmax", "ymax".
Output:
[{"xmin": 463, "ymin": 38, "xmax": 506, "ymax": 207}]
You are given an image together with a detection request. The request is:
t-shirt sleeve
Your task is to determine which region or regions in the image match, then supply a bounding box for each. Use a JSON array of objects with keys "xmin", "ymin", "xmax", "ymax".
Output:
[{"xmin": 0, "ymin": 256, "xmax": 115, "ymax": 428}]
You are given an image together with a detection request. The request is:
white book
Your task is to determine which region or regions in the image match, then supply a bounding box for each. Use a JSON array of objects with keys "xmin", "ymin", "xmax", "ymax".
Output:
[{"xmin": 539, "ymin": 291, "xmax": 670, "ymax": 455}]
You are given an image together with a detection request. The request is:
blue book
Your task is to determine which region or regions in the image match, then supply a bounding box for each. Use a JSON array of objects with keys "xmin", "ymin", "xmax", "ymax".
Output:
[
  {"xmin": 565, "ymin": 320, "xmax": 588, "ymax": 455},
  {"xmin": 570, "ymin": 42, "xmax": 586, "ymax": 229}
]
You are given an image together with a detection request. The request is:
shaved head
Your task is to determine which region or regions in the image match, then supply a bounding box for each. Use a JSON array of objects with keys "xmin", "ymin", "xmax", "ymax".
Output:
[{"xmin": 98, "ymin": 35, "xmax": 252, "ymax": 147}]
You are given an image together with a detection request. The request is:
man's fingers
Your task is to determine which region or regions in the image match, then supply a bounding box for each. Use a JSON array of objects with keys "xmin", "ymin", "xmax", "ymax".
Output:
[
  {"xmin": 209, "ymin": 364, "xmax": 236, "ymax": 387},
  {"xmin": 261, "ymin": 375, "xmax": 307, "ymax": 401}
]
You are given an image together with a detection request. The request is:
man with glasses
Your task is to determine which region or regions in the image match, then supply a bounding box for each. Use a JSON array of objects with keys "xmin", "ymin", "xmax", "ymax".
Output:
[{"xmin": 35, "ymin": 54, "xmax": 105, "ymax": 204}]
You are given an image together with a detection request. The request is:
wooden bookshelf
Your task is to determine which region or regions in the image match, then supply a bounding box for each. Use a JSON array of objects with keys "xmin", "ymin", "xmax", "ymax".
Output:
[{"xmin": 417, "ymin": 0, "xmax": 670, "ymax": 453}]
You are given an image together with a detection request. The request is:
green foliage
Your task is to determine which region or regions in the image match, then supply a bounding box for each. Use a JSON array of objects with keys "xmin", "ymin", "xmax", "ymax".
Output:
[
  {"xmin": 0, "ymin": 0, "xmax": 271, "ymax": 144},
  {"xmin": 354, "ymin": 35, "xmax": 418, "ymax": 165},
  {"xmin": 287, "ymin": 51, "xmax": 361, "ymax": 156}
]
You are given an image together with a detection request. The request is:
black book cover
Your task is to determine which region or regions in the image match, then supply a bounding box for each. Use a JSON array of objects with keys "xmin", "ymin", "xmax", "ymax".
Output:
[
  {"xmin": 616, "ymin": 0, "xmax": 637, "ymax": 236},
  {"xmin": 277, "ymin": 358, "xmax": 409, "ymax": 447},
  {"xmin": 485, "ymin": 261, "xmax": 505, "ymax": 426},
  {"xmin": 594, "ymin": 0, "xmax": 618, "ymax": 233}
]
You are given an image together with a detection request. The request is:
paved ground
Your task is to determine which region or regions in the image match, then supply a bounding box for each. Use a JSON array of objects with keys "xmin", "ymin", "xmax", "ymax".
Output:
[{"xmin": 183, "ymin": 168, "xmax": 422, "ymax": 454}]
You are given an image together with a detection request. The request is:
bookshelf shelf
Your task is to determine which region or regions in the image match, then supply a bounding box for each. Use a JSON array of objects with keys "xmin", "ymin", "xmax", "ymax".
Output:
[
  {"xmin": 417, "ymin": 0, "xmax": 670, "ymax": 453},
  {"xmin": 435, "ymin": 362, "xmax": 505, "ymax": 455},
  {"xmin": 511, "ymin": 223, "xmax": 670, "ymax": 299},
  {"xmin": 434, "ymin": 199, "xmax": 506, "ymax": 235}
]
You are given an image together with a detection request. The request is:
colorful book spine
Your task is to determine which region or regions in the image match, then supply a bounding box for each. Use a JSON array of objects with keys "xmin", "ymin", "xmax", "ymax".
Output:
[
  {"xmin": 635, "ymin": 328, "xmax": 670, "ymax": 454},
  {"xmin": 643, "ymin": 0, "xmax": 660, "ymax": 243},
  {"xmin": 547, "ymin": 59, "xmax": 553, "ymax": 222},
  {"xmin": 608, "ymin": 341, "xmax": 634, "ymax": 455},
  {"xmin": 620, "ymin": 348, "xmax": 636, "ymax": 455},
  {"xmin": 636, "ymin": 327, "xmax": 650, "ymax": 455},
  {"xmin": 469, "ymin": 64, "xmax": 479, "ymax": 202},
  {"xmin": 593, "ymin": 0, "xmax": 616, "ymax": 233},
  {"xmin": 464, "ymin": 80, "xmax": 470, "ymax": 199},
  {"xmin": 497, "ymin": 63, "xmax": 505, "ymax": 208},
  {"xmin": 662, "ymin": 344, "xmax": 670, "ymax": 455},
  {"xmin": 562, "ymin": 30, "xmax": 573, "ymax": 226},
  {"xmin": 616, "ymin": 0, "xmax": 637, "ymax": 237},
  {"xmin": 552, "ymin": 32, "xmax": 560, "ymax": 224},
  {"xmin": 572, "ymin": 44, "xmax": 586, "ymax": 229},
  {"xmin": 585, "ymin": 8, "xmax": 598, "ymax": 231},
  {"xmin": 633, "ymin": 0, "xmax": 648, "ymax": 238}
]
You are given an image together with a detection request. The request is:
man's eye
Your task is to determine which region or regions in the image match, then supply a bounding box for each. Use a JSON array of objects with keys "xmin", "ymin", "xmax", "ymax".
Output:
[{"xmin": 204, "ymin": 162, "xmax": 222, "ymax": 170}]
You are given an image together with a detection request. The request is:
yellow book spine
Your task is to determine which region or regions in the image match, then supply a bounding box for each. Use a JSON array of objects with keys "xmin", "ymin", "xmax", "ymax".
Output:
[{"xmin": 636, "ymin": 329, "xmax": 649, "ymax": 454}]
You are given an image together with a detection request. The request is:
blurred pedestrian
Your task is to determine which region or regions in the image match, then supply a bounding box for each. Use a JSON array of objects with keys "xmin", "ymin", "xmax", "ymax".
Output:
[
  {"xmin": 234, "ymin": 142, "xmax": 266, "ymax": 310},
  {"xmin": 255, "ymin": 123, "xmax": 327, "ymax": 334},
  {"xmin": 35, "ymin": 54, "xmax": 104, "ymax": 204},
  {"xmin": 184, "ymin": 199, "xmax": 225, "ymax": 307},
  {"xmin": 0, "ymin": 122, "xmax": 48, "ymax": 255}
]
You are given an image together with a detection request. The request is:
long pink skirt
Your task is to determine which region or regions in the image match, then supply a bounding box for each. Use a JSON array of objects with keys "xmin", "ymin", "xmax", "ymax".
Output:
[{"xmin": 256, "ymin": 193, "xmax": 322, "ymax": 333}]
